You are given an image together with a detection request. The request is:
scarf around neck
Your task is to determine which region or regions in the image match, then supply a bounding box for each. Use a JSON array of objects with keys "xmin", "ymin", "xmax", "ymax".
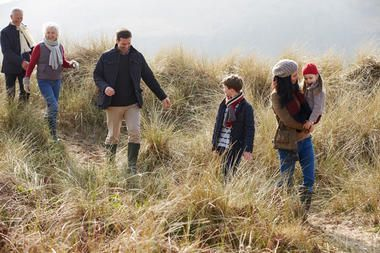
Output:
[
  {"xmin": 13, "ymin": 23, "xmax": 35, "ymax": 54},
  {"xmin": 223, "ymin": 92, "xmax": 245, "ymax": 128},
  {"xmin": 43, "ymin": 38, "xmax": 63, "ymax": 70},
  {"xmin": 286, "ymin": 91, "xmax": 311, "ymax": 123}
]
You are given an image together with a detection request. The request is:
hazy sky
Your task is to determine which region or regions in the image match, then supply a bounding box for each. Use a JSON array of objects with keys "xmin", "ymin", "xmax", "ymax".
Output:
[{"xmin": 0, "ymin": 0, "xmax": 379, "ymax": 58}]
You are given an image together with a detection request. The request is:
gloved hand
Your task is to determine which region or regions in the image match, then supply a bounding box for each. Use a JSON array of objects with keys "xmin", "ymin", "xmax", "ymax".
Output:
[
  {"xmin": 71, "ymin": 60, "xmax": 80, "ymax": 70},
  {"xmin": 23, "ymin": 77, "xmax": 31, "ymax": 93}
]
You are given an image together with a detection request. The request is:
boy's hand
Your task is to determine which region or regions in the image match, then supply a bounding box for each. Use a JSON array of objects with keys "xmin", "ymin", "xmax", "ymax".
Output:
[
  {"xmin": 303, "ymin": 120, "xmax": 313, "ymax": 131},
  {"xmin": 243, "ymin": 151, "xmax": 252, "ymax": 161}
]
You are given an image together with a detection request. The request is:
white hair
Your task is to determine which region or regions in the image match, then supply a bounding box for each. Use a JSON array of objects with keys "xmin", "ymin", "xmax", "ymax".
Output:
[
  {"xmin": 42, "ymin": 22, "xmax": 60, "ymax": 37},
  {"xmin": 11, "ymin": 8, "xmax": 23, "ymax": 15}
]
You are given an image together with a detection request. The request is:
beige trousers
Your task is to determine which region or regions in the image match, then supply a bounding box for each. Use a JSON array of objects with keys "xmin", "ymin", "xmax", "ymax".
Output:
[{"xmin": 105, "ymin": 104, "xmax": 141, "ymax": 145}]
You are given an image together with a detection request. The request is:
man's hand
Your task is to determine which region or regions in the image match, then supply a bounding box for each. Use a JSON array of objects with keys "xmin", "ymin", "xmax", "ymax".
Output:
[
  {"xmin": 243, "ymin": 151, "xmax": 253, "ymax": 161},
  {"xmin": 23, "ymin": 77, "xmax": 31, "ymax": 93},
  {"xmin": 162, "ymin": 97, "xmax": 171, "ymax": 109},
  {"xmin": 104, "ymin": 87, "xmax": 115, "ymax": 96},
  {"xmin": 22, "ymin": 61, "xmax": 29, "ymax": 71}
]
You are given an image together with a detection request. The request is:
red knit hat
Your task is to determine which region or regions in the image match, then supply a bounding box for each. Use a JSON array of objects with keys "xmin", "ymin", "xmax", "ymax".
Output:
[{"xmin": 302, "ymin": 63, "xmax": 319, "ymax": 75}]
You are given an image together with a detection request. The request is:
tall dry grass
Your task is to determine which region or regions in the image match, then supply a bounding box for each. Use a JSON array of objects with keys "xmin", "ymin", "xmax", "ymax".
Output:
[{"xmin": 0, "ymin": 41, "xmax": 379, "ymax": 252}]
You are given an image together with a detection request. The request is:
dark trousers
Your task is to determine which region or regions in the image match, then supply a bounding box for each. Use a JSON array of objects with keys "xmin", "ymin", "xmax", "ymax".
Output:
[
  {"xmin": 216, "ymin": 146, "xmax": 243, "ymax": 181},
  {"xmin": 4, "ymin": 73, "xmax": 29, "ymax": 101}
]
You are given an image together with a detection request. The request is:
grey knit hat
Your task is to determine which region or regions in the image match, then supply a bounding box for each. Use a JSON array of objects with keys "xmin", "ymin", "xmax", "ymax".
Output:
[{"xmin": 272, "ymin": 59, "xmax": 298, "ymax": 78}]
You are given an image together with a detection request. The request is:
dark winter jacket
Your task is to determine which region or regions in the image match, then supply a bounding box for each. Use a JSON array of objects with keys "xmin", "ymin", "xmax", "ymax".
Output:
[
  {"xmin": 1, "ymin": 24, "xmax": 31, "ymax": 74},
  {"xmin": 93, "ymin": 45, "xmax": 167, "ymax": 109},
  {"xmin": 212, "ymin": 99, "xmax": 255, "ymax": 153}
]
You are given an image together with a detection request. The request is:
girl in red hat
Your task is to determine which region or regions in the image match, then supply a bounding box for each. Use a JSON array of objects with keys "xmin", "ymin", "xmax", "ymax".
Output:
[{"xmin": 301, "ymin": 63, "xmax": 326, "ymax": 130}]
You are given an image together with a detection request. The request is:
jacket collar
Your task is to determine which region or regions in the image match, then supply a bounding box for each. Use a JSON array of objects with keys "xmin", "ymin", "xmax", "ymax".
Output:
[
  {"xmin": 220, "ymin": 97, "xmax": 246, "ymax": 111},
  {"xmin": 110, "ymin": 45, "xmax": 139, "ymax": 59},
  {"xmin": 111, "ymin": 44, "xmax": 136, "ymax": 53},
  {"xmin": 7, "ymin": 23, "xmax": 18, "ymax": 30}
]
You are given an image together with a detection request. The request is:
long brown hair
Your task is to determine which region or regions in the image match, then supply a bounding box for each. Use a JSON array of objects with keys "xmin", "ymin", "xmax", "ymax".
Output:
[{"xmin": 274, "ymin": 75, "xmax": 301, "ymax": 108}]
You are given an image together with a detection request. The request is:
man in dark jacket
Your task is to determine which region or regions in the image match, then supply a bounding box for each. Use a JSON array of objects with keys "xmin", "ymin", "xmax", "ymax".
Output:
[
  {"xmin": 1, "ymin": 8, "xmax": 34, "ymax": 101},
  {"xmin": 93, "ymin": 29, "xmax": 171, "ymax": 174}
]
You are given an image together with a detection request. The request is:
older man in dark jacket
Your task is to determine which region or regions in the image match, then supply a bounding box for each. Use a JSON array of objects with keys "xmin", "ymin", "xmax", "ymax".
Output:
[
  {"xmin": 1, "ymin": 8, "xmax": 34, "ymax": 101},
  {"xmin": 94, "ymin": 29, "xmax": 171, "ymax": 174}
]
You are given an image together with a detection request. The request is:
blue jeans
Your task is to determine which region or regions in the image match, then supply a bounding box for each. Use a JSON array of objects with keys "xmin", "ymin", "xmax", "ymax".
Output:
[
  {"xmin": 278, "ymin": 136, "xmax": 315, "ymax": 193},
  {"xmin": 38, "ymin": 79, "xmax": 62, "ymax": 137}
]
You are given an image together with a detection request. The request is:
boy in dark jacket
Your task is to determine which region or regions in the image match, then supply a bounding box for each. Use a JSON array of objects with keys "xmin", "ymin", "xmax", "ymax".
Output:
[{"xmin": 212, "ymin": 74, "xmax": 255, "ymax": 181}]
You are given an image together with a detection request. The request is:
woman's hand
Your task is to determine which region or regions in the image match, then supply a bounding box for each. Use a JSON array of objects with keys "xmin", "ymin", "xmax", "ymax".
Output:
[
  {"xmin": 70, "ymin": 60, "xmax": 80, "ymax": 70},
  {"xmin": 306, "ymin": 124, "xmax": 315, "ymax": 133}
]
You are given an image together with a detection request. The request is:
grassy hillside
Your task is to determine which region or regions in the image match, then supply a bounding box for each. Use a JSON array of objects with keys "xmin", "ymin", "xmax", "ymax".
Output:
[{"xmin": 0, "ymin": 41, "xmax": 379, "ymax": 252}]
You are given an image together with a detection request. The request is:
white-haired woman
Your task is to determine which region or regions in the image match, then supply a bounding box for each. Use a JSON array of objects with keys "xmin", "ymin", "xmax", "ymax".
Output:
[{"xmin": 24, "ymin": 23, "xmax": 78, "ymax": 141}]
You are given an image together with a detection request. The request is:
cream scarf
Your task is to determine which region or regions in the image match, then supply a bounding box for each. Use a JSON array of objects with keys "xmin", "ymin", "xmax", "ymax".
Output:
[
  {"xmin": 13, "ymin": 23, "xmax": 35, "ymax": 54},
  {"xmin": 43, "ymin": 38, "xmax": 63, "ymax": 70}
]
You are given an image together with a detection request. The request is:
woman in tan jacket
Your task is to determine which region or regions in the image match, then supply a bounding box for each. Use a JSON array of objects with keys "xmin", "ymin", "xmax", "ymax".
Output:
[{"xmin": 271, "ymin": 59, "xmax": 316, "ymax": 214}]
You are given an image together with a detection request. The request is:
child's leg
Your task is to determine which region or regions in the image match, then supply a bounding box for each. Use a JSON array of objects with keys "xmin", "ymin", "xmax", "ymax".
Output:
[
  {"xmin": 223, "ymin": 148, "xmax": 243, "ymax": 181},
  {"xmin": 221, "ymin": 151, "xmax": 230, "ymax": 180}
]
